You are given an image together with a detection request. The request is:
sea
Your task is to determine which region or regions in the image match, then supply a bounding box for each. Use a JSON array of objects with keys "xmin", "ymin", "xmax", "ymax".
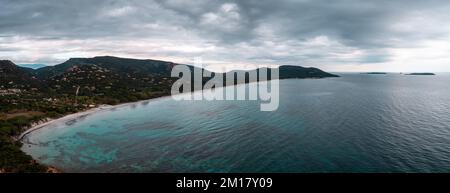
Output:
[{"xmin": 21, "ymin": 73, "xmax": 450, "ymax": 172}]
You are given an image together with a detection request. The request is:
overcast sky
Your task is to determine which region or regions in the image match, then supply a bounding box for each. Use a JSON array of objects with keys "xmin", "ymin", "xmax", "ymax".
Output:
[{"xmin": 1, "ymin": 0, "xmax": 450, "ymax": 72}]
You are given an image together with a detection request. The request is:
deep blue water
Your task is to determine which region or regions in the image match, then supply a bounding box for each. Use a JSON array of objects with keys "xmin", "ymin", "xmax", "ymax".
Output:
[{"xmin": 22, "ymin": 73, "xmax": 450, "ymax": 172}]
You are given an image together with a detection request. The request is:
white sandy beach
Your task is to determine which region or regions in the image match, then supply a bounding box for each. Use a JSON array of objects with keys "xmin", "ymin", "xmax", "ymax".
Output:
[
  {"xmin": 16, "ymin": 94, "xmax": 180, "ymax": 142},
  {"xmin": 17, "ymin": 105, "xmax": 112, "ymax": 141}
]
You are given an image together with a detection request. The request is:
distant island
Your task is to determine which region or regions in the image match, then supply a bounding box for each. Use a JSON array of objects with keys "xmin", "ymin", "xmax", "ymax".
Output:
[
  {"xmin": 362, "ymin": 72, "xmax": 388, "ymax": 75},
  {"xmin": 0, "ymin": 56, "xmax": 338, "ymax": 173},
  {"xmin": 405, "ymin": 73, "xmax": 435, "ymax": 76}
]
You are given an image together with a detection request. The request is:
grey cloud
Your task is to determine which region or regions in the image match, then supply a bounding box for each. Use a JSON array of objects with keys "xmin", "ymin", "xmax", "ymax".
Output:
[
  {"xmin": 1, "ymin": 0, "xmax": 448, "ymax": 43},
  {"xmin": 1, "ymin": 0, "xmax": 450, "ymax": 71}
]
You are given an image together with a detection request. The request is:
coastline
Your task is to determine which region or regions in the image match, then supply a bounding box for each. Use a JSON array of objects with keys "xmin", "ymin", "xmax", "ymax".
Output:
[
  {"xmin": 15, "ymin": 77, "xmax": 339, "ymax": 172},
  {"xmin": 16, "ymin": 92, "xmax": 182, "ymax": 142},
  {"xmin": 15, "ymin": 83, "xmax": 247, "ymax": 172},
  {"xmin": 14, "ymin": 94, "xmax": 177, "ymax": 173},
  {"xmin": 16, "ymin": 82, "xmax": 239, "ymax": 142},
  {"xmin": 16, "ymin": 104, "xmax": 111, "ymax": 141},
  {"xmin": 17, "ymin": 76, "xmax": 342, "ymax": 141}
]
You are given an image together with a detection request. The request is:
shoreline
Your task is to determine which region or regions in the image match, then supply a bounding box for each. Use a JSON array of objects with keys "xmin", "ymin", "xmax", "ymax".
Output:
[
  {"xmin": 17, "ymin": 88, "xmax": 219, "ymax": 172},
  {"xmin": 16, "ymin": 104, "xmax": 111, "ymax": 141},
  {"xmin": 17, "ymin": 94, "xmax": 177, "ymax": 142},
  {"xmin": 16, "ymin": 77, "xmax": 341, "ymax": 142},
  {"xmin": 15, "ymin": 93, "xmax": 188, "ymax": 173},
  {"xmin": 15, "ymin": 77, "xmax": 339, "ymax": 172},
  {"xmin": 15, "ymin": 85, "xmax": 243, "ymax": 172}
]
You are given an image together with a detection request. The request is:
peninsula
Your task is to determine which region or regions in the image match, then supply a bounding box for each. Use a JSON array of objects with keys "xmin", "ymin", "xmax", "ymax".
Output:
[{"xmin": 0, "ymin": 56, "xmax": 338, "ymax": 173}]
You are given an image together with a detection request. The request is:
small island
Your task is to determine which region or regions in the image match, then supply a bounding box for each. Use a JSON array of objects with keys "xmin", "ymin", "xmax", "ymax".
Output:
[{"xmin": 405, "ymin": 73, "xmax": 435, "ymax": 76}]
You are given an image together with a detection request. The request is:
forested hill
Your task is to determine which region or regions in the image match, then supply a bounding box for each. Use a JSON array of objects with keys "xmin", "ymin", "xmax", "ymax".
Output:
[
  {"xmin": 2, "ymin": 56, "xmax": 339, "ymax": 109},
  {"xmin": 2, "ymin": 56, "xmax": 338, "ymax": 102}
]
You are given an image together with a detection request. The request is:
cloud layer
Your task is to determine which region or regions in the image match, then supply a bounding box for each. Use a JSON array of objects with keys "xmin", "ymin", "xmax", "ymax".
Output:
[{"xmin": 1, "ymin": 0, "xmax": 450, "ymax": 72}]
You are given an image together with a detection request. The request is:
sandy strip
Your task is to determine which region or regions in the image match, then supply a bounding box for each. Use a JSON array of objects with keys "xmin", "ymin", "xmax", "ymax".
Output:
[
  {"xmin": 17, "ymin": 105, "xmax": 112, "ymax": 141},
  {"xmin": 16, "ymin": 85, "xmax": 244, "ymax": 141},
  {"xmin": 16, "ymin": 94, "xmax": 178, "ymax": 141}
]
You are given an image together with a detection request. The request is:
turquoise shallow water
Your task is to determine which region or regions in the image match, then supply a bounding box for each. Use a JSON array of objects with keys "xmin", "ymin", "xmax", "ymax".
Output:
[{"xmin": 22, "ymin": 73, "xmax": 450, "ymax": 172}]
